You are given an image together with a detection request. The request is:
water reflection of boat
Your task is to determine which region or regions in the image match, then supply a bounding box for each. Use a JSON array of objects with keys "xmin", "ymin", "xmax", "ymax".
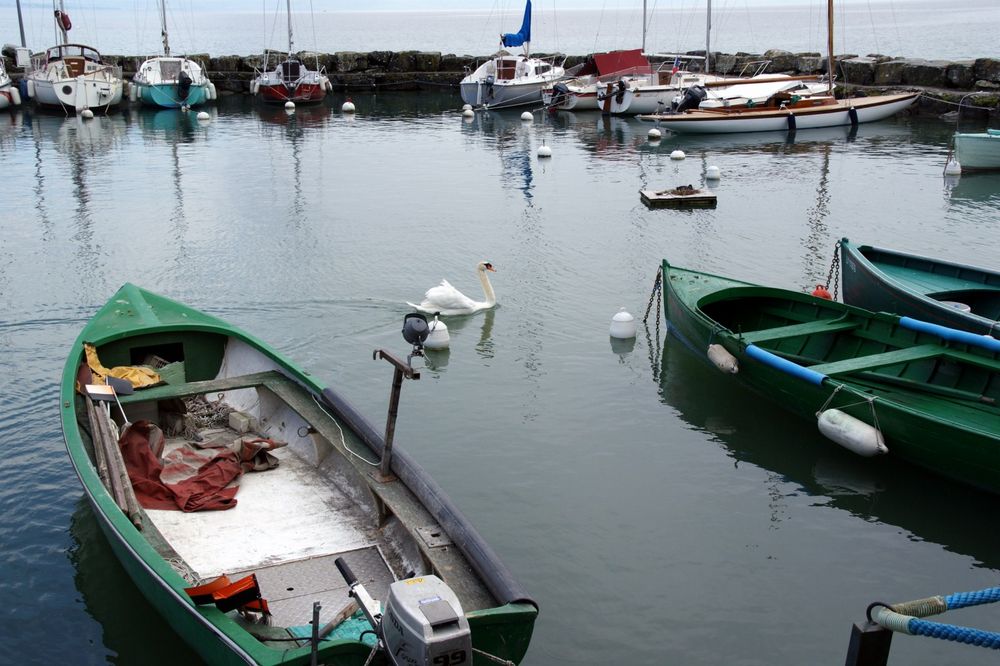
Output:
[
  {"xmin": 656, "ymin": 331, "xmax": 1000, "ymax": 570},
  {"xmin": 256, "ymin": 103, "xmax": 332, "ymax": 128},
  {"xmin": 69, "ymin": 498, "xmax": 203, "ymax": 665},
  {"xmin": 945, "ymin": 173, "xmax": 1000, "ymax": 203}
]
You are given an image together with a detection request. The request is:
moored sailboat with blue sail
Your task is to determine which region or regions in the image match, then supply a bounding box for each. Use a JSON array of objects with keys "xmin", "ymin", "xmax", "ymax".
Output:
[{"xmin": 460, "ymin": 0, "xmax": 565, "ymax": 110}]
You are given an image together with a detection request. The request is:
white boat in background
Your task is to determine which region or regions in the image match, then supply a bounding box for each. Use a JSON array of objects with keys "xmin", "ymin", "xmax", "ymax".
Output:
[
  {"xmin": 460, "ymin": 0, "xmax": 565, "ymax": 110},
  {"xmin": 542, "ymin": 49, "xmax": 651, "ymax": 111},
  {"xmin": 25, "ymin": 3, "xmax": 122, "ymax": 114},
  {"xmin": 251, "ymin": 0, "xmax": 332, "ymax": 104},
  {"xmin": 0, "ymin": 57, "xmax": 22, "ymax": 110},
  {"xmin": 132, "ymin": 1, "xmax": 216, "ymax": 109},
  {"xmin": 639, "ymin": 0, "xmax": 918, "ymax": 133},
  {"xmin": 953, "ymin": 130, "xmax": 1000, "ymax": 172}
]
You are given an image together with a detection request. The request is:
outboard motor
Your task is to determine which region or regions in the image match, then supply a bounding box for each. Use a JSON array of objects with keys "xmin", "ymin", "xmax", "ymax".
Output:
[
  {"xmin": 484, "ymin": 74, "xmax": 495, "ymax": 100},
  {"xmin": 614, "ymin": 79, "xmax": 627, "ymax": 105},
  {"xmin": 551, "ymin": 81, "xmax": 570, "ymax": 107},
  {"xmin": 177, "ymin": 70, "xmax": 192, "ymax": 102},
  {"xmin": 336, "ymin": 558, "xmax": 472, "ymax": 666},
  {"xmin": 672, "ymin": 85, "xmax": 706, "ymax": 113}
]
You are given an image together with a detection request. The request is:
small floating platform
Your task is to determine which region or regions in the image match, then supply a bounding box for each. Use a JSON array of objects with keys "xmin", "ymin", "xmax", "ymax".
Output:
[{"xmin": 640, "ymin": 185, "xmax": 717, "ymax": 209}]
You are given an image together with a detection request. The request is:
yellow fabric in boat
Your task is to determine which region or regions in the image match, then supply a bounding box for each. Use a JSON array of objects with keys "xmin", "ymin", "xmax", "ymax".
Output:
[{"xmin": 84, "ymin": 343, "xmax": 161, "ymax": 388}]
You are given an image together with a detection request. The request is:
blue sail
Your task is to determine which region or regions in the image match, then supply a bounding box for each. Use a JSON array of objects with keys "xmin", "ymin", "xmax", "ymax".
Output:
[{"xmin": 501, "ymin": 0, "xmax": 532, "ymax": 48}]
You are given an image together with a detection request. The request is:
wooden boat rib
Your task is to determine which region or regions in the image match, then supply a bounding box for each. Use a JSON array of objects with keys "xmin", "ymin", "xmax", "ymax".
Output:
[
  {"xmin": 60, "ymin": 284, "xmax": 536, "ymax": 665},
  {"xmin": 661, "ymin": 259, "xmax": 1000, "ymax": 493},
  {"xmin": 840, "ymin": 237, "xmax": 1000, "ymax": 339}
]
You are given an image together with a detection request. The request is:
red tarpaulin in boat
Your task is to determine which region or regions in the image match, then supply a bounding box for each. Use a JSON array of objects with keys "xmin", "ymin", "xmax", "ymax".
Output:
[{"xmin": 591, "ymin": 49, "xmax": 651, "ymax": 76}]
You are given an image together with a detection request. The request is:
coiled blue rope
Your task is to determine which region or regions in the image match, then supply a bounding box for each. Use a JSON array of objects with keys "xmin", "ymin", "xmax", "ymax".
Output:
[{"xmin": 872, "ymin": 586, "xmax": 1000, "ymax": 650}]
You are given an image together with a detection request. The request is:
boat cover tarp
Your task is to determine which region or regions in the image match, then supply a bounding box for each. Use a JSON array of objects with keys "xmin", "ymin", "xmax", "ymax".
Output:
[
  {"xmin": 591, "ymin": 49, "xmax": 650, "ymax": 76},
  {"xmin": 84, "ymin": 342, "xmax": 161, "ymax": 389},
  {"xmin": 119, "ymin": 421, "xmax": 285, "ymax": 512},
  {"xmin": 501, "ymin": 0, "xmax": 531, "ymax": 48}
]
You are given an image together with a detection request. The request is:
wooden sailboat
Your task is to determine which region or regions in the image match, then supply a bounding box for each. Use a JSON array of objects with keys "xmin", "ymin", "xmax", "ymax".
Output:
[{"xmin": 640, "ymin": 0, "xmax": 918, "ymax": 133}]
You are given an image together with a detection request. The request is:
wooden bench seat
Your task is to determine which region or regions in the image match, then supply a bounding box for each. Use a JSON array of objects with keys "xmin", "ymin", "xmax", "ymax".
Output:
[
  {"xmin": 119, "ymin": 370, "xmax": 288, "ymax": 404},
  {"xmin": 740, "ymin": 318, "xmax": 858, "ymax": 344},
  {"xmin": 808, "ymin": 344, "xmax": 943, "ymax": 377}
]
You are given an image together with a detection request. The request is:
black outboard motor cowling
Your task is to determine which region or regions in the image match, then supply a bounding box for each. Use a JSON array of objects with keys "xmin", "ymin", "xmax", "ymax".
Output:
[
  {"xmin": 672, "ymin": 85, "xmax": 706, "ymax": 113},
  {"xmin": 177, "ymin": 70, "xmax": 192, "ymax": 101},
  {"xmin": 551, "ymin": 81, "xmax": 570, "ymax": 106}
]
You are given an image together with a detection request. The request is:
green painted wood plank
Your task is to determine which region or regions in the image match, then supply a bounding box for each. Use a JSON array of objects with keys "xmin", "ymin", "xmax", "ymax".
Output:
[
  {"xmin": 740, "ymin": 319, "xmax": 858, "ymax": 343},
  {"xmin": 119, "ymin": 371, "xmax": 286, "ymax": 404},
  {"xmin": 808, "ymin": 344, "xmax": 943, "ymax": 376}
]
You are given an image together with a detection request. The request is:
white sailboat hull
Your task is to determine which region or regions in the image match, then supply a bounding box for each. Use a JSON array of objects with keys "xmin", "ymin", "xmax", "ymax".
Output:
[
  {"xmin": 643, "ymin": 93, "xmax": 918, "ymax": 134},
  {"xmin": 460, "ymin": 54, "xmax": 565, "ymax": 109}
]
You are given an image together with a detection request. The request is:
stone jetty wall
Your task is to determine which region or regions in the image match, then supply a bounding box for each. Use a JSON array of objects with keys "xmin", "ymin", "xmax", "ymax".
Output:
[{"xmin": 4, "ymin": 47, "xmax": 998, "ymax": 116}]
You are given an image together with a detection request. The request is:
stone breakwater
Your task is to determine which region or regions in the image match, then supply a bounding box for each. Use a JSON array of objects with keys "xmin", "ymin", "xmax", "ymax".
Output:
[{"xmin": 4, "ymin": 47, "xmax": 999, "ymax": 116}]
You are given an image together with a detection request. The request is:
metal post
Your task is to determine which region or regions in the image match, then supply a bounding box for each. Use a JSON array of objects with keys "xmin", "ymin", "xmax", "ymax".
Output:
[
  {"xmin": 373, "ymin": 349, "xmax": 420, "ymax": 482},
  {"xmin": 844, "ymin": 621, "xmax": 892, "ymax": 666},
  {"xmin": 310, "ymin": 601, "xmax": 321, "ymax": 666}
]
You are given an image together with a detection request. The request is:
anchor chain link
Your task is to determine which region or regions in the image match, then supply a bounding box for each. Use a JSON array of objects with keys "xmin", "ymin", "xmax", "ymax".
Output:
[
  {"xmin": 643, "ymin": 267, "xmax": 664, "ymax": 381},
  {"xmin": 824, "ymin": 240, "xmax": 842, "ymax": 300}
]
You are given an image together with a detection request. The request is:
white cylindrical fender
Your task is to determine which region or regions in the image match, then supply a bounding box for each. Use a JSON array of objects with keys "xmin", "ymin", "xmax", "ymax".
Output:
[
  {"xmin": 10, "ymin": 86, "xmax": 21, "ymax": 106},
  {"xmin": 129, "ymin": 83, "xmax": 137, "ymax": 103},
  {"xmin": 817, "ymin": 409, "xmax": 888, "ymax": 457},
  {"xmin": 707, "ymin": 344, "xmax": 738, "ymax": 374},
  {"xmin": 251, "ymin": 80, "xmax": 260, "ymax": 96},
  {"xmin": 26, "ymin": 79, "xmax": 35, "ymax": 99},
  {"xmin": 208, "ymin": 81, "xmax": 217, "ymax": 100}
]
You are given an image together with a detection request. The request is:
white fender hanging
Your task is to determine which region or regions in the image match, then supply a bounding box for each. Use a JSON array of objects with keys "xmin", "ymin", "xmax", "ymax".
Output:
[
  {"xmin": 208, "ymin": 81, "xmax": 217, "ymax": 100},
  {"xmin": 10, "ymin": 86, "xmax": 21, "ymax": 106},
  {"xmin": 817, "ymin": 409, "xmax": 888, "ymax": 457},
  {"xmin": 129, "ymin": 84, "xmax": 137, "ymax": 103},
  {"xmin": 26, "ymin": 79, "xmax": 35, "ymax": 99},
  {"xmin": 707, "ymin": 344, "xmax": 738, "ymax": 374}
]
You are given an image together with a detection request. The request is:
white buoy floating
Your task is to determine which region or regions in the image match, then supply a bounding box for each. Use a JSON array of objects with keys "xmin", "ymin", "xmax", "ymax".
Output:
[
  {"xmin": 706, "ymin": 165, "xmax": 721, "ymax": 180},
  {"xmin": 648, "ymin": 128, "xmax": 662, "ymax": 140},
  {"xmin": 670, "ymin": 149, "xmax": 686, "ymax": 160},
  {"xmin": 342, "ymin": 98, "xmax": 356, "ymax": 113},
  {"xmin": 521, "ymin": 111, "xmax": 533, "ymax": 122},
  {"xmin": 609, "ymin": 308, "xmax": 637, "ymax": 339},
  {"xmin": 424, "ymin": 316, "xmax": 451, "ymax": 350},
  {"xmin": 462, "ymin": 103, "xmax": 472, "ymax": 111},
  {"xmin": 284, "ymin": 100, "xmax": 296, "ymax": 110},
  {"xmin": 944, "ymin": 159, "xmax": 962, "ymax": 176},
  {"xmin": 462, "ymin": 108, "xmax": 474, "ymax": 118},
  {"xmin": 537, "ymin": 142, "xmax": 552, "ymax": 158},
  {"xmin": 80, "ymin": 108, "xmax": 94, "ymax": 119},
  {"xmin": 817, "ymin": 409, "xmax": 888, "ymax": 457},
  {"xmin": 197, "ymin": 111, "xmax": 211, "ymax": 121}
]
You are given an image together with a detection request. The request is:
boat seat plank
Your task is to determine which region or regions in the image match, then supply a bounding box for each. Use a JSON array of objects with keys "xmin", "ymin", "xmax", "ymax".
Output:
[
  {"xmin": 808, "ymin": 344, "xmax": 942, "ymax": 376},
  {"xmin": 740, "ymin": 319, "xmax": 858, "ymax": 343},
  {"xmin": 119, "ymin": 371, "xmax": 287, "ymax": 404}
]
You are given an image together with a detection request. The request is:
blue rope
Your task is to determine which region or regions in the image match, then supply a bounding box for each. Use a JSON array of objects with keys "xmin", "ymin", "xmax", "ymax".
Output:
[
  {"xmin": 946, "ymin": 587, "xmax": 1000, "ymax": 610},
  {"xmin": 908, "ymin": 618, "xmax": 1000, "ymax": 649}
]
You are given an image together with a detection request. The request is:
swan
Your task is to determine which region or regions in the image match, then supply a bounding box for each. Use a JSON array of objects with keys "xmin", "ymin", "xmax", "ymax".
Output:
[{"xmin": 407, "ymin": 261, "xmax": 497, "ymax": 316}]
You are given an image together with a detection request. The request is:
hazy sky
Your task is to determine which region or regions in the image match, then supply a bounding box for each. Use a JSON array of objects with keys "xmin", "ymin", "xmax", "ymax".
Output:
[{"xmin": 11, "ymin": 0, "xmax": 926, "ymax": 10}]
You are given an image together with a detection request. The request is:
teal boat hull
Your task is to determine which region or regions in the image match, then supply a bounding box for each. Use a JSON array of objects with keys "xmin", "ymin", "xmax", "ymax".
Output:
[{"xmin": 137, "ymin": 82, "xmax": 209, "ymax": 109}]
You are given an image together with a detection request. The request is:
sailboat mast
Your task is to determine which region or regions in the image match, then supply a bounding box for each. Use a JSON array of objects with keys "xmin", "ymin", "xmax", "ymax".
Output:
[
  {"xmin": 286, "ymin": 0, "xmax": 294, "ymax": 55},
  {"xmin": 15, "ymin": 0, "xmax": 26, "ymax": 47},
  {"xmin": 826, "ymin": 0, "xmax": 835, "ymax": 93},
  {"xmin": 56, "ymin": 0, "xmax": 68, "ymax": 45},
  {"xmin": 705, "ymin": 0, "xmax": 712, "ymax": 73},
  {"xmin": 160, "ymin": 0, "xmax": 170, "ymax": 56},
  {"xmin": 642, "ymin": 0, "xmax": 647, "ymax": 54}
]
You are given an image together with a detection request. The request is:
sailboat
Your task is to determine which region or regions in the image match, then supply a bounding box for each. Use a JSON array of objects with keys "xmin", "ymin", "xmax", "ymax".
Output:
[
  {"xmin": 640, "ymin": 0, "xmax": 919, "ymax": 133},
  {"xmin": 460, "ymin": 0, "xmax": 566, "ymax": 110},
  {"xmin": 131, "ymin": 1, "xmax": 216, "ymax": 109},
  {"xmin": 0, "ymin": 58, "xmax": 22, "ymax": 110},
  {"xmin": 25, "ymin": 1, "xmax": 123, "ymax": 113},
  {"xmin": 251, "ymin": 0, "xmax": 332, "ymax": 105}
]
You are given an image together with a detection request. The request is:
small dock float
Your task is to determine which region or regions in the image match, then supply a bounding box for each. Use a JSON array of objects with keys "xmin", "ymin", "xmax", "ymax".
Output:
[{"xmin": 640, "ymin": 185, "xmax": 717, "ymax": 209}]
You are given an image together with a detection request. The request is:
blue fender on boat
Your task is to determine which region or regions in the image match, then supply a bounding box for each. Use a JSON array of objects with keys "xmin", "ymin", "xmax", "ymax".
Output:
[
  {"xmin": 899, "ymin": 317, "xmax": 1000, "ymax": 354},
  {"xmin": 745, "ymin": 344, "xmax": 827, "ymax": 385}
]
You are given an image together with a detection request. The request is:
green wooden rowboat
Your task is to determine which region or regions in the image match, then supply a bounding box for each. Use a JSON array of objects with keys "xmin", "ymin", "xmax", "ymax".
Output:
[
  {"xmin": 840, "ymin": 237, "xmax": 1000, "ymax": 339},
  {"xmin": 661, "ymin": 259, "xmax": 1000, "ymax": 493},
  {"xmin": 60, "ymin": 284, "xmax": 536, "ymax": 666}
]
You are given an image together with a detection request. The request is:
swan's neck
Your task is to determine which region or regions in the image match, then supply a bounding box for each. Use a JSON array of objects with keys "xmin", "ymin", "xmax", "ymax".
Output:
[{"xmin": 479, "ymin": 268, "xmax": 496, "ymax": 306}]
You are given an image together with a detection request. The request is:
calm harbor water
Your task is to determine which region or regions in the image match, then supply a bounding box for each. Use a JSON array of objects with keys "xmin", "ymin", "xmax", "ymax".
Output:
[
  {"xmin": 2, "ymin": 93, "xmax": 1000, "ymax": 665},
  {"xmin": 5, "ymin": 0, "xmax": 1000, "ymax": 61}
]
